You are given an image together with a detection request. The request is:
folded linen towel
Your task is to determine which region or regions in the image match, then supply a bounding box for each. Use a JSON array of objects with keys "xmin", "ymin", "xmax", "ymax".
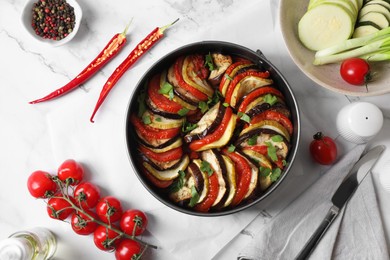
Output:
[{"xmin": 238, "ymin": 144, "xmax": 389, "ymax": 260}]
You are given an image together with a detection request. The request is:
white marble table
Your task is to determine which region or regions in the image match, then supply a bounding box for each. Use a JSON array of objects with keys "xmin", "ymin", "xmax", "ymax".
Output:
[{"xmin": 0, "ymin": 0, "xmax": 389, "ymax": 259}]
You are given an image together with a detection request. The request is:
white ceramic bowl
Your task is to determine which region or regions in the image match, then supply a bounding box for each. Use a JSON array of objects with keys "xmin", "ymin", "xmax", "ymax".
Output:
[
  {"xmin": 279, "ymin": 0, "xmax": 390, "ymax": 96},
  {"xmin": 21, "ymin": 0, "xmax": 82, "ymax": 47}
]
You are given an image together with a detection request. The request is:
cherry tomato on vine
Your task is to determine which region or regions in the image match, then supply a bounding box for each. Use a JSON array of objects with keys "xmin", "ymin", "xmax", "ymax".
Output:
[
  {"xmin": 309, "ymin": 132, "xmax": 337, "ymax": 165},
  {"xmin": 73, "ymin": 182, "xmax": 101, "ymax": 209},
  {"xmin": 71, "ymin": 210, "xmax": 98, "ymax": 235},
  {"xmin": 340, "ymin": 58, "xmax": 371, "ymax": 86},
  {"xmin": 27, "ymin": 170, "xmax": 57, "ymax": 198},
  {"xmin": 47, "ymin": 194, "xmax": 75, "ymax": 220},
  {"xmin": 57, "ymin": 159, "xmax": 84, "ymax": 185},
  {"xmin": 115, "ymin": 239, "xmax": 142, "ymax": 260},
  {"xmin": 120, "ymin": 209, "xmax": 148, "ymax": 236},
  {"xmin": 93, "ymin": 225, "xmax": 121, "ymax": 251},
  {"xmin": 96, "ymin": 196, "xmax": 123, "ymax": 224}
]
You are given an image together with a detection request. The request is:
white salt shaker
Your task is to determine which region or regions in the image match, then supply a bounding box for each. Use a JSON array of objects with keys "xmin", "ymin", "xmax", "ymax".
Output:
[{"xmin": 336, "ymin": 102, "xmax": 383, "ymax": 144}]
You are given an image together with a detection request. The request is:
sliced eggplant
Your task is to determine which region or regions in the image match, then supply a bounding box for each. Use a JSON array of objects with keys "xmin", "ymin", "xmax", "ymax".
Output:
[
  {"xmin": 142, "ymin": 109, "xmax": 184, "ymax": 130},
  {"xmin": 243, "ymin": 155, "xmax": 259, "ymax": 199},
  {"xmin": 187, "ymin": 161, "xmax": 205, "ymax": 194},
  {"xmin": 145, "ymin": 97, "xmax": 183, "ymax": 120},
  {"xmin": 169, "ymin": 171, "xmax": 194, "ymax": 203},
  {"xmin": 193, "ymin": 113, "xmax": 237, "ymax": 151},
  {"xmin": 220, "ymin": 62, "xmax": 254, "ymax": 96},
  {"xmin": 139, "ymin": 153, "xmax": 182, "ymax": 171},
  {"xmin": 138, "ymin": 136, "xmax": 182, "ymax": 151},
  {"xmin": 239, "ymin": 119, "xmax": 291, "ymax": 142},
  {"xmin": 192, "ymin": 159, "xmax": 210, "ymax": 203},
  {"xmin": 208, "ymin": 53, "xmax": 233, "ymax": 86},
  {"xmin": 142, "ymin": 155, "xmax": 189, "ymax": 181},
  {"xmin": 242, "ymin": 148, "xmax": 273, "ymax": 191},
  {"xmin": 244, "ymin": 95, "xmax": 285, "ymax": 116},
  {"xmin": 182, "ymin": 55, "xmax": 214, "ymax": 97},
  {"xmin": 184, "ymin": 102, "xmax": 225, "ymax": 143},
  {"xmin": 201, "ymin": 149, "xmax": 227, "ymax": 207},
  {"xmin": 220, "ymin": 155, "xmax": 237, "ymax": 208}
]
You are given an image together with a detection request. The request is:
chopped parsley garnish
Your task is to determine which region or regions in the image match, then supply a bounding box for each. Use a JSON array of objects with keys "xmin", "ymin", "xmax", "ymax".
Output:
[
  {"xmin": 259, "ymin": 167, "xmax": 282, "ymax": 182},
  {"xmin": 270, "ymin": 168, "xmax": 282, "ymax": 182},
  {"xmin": 159, "ymin": 82, "xmax": 174, "ymax": 100},
  {"xmin": 247, "ymin": 134, "xmax": 258, "ymax": 146},
  {"xmin": 198, "ymin": 91, "xmax": 223, "ymax": 114},
  {"xmin": 265, "ymin": 141, "xmax": 278, "ymax": 161},
  {"xmin": 223, "ymin": 102, "xmax": 230, "ymax": 107},
  {"xmin": 227, "ymin": 144, "xmax": 236, "ymax": 153},
  {"xmin": 142, "ymin": 115, "xmax": 151, "ymax": 125},
  {"xmin": 225, "ymin": 74, "xmax": 233, "ymax": 81},
  {"xmin": 205, "ymin": 52, "xmax": 215, "ymax": 71},
  {"xmin": 237, "ymin": 112, "xmax": 251, "ymax": 123},
  {"xmin": 155, "ymin": 117, "xmax": 162, "ymax": 122},
  {"xmin": 200, "ymin": 161, "xmax": 214, "ymax": 176},
  {"xmin": 259, "ymin": 166, "xmax": 271, "ymax": 177},
  {"xmin": 198, "ymin": 101, "xmax": 208, "ymax": 114},
  {"xmin": 271, "ymin": 134, "xmax": 283, "ymax": 142},
  {"xmin": 178, "ymin": 108, "xmax": 189, "ymax": 116},
  {"xmin": 188, "ymin": 186, "xmax": 200, "ymax": 207},
  {"xmin": 182, "ymin": 120, "xmax": 198, "ymax": 133},
  {"xmin": 264, "ymin": 94, "xmax": 278, "ymax": 106},
  {"xmin": 170, "ymin": 170, "xmax": 186, "ymax": 193}
]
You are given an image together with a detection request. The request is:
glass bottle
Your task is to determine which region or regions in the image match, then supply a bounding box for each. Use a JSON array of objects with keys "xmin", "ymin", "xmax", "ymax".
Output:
[{"xmin": 0, "ymin": 227, "xmax": 57, "ymax": 260}]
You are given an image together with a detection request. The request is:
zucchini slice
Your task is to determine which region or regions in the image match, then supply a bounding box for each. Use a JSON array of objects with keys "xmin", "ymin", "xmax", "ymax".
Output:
[
  {"xmin": 142, "ymin": 155, "xmax": 189, "ymax": 181},
  {"xmin": 359, "ymin": 3, "xmax": 390, "ymax": 21},
  {"xmin": 359, "ymin": 11, "xmax": 390, "ymax": 28},
  {"xmin": 142, "ymin": 109, "xmax": 184, "ymax": 130},
  {"xmin": 353, "ymin": 22, "xmax": 381, "ymax": 37},
  {"xmin": 220, "ymin": 155, "xmax": 237, "ymax": 208}
]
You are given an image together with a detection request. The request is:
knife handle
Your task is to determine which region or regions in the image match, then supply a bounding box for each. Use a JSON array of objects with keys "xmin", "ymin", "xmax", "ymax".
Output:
[{"xmin": 295, "ymin": 206, "xmax": 340, "ymax": 260}]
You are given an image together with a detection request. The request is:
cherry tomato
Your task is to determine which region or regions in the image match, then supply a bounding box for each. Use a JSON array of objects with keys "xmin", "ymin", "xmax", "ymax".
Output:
[
  {"xmin": 27, "ymin": 170, "xmax": 57, "ymax": 198},
  {"xmin": 71, "ymin": 210, "xmax": 98, "ymax": 235},
  {"xmin": 309, "ymin": 132, "xmax": 337, "ymax": 165},
  {"xmin": 120, "ymin": 209, "xmax": 148, "ymax": 236},
  {"xmin": 93, "ymin": 225, "xmax": 121, "ymax": 251},
  {"xmin": 115, "ymin": 239, "xmax": 142, "ymax": 260},
  {"xmin": 73, "ymin": 182, "xmax": 101, "ymax": 209},
  {"xmin": 57, "ymin": 159, "xmax": 84, "ymax": 185},
  {"xmin": 96, "ymin": 196, "xmax": 123, "ymax": 224},
  {"xmin": 340, "ymin": 58, "xmax": 371, "ymax": 86},
  {"xmin": 47, "ymin": 194, "xmax": 75, "ymax": 220}
]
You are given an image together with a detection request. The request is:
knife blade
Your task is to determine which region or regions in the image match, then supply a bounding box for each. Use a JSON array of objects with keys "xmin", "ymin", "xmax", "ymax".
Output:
[{"xmin": 295, "ymin": 145, "xmax": 385, "ymax": 260}]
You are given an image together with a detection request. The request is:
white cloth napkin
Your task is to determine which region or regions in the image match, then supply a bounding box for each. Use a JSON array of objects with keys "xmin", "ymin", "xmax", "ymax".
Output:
[{"xmin": 238, "ymin": 144, "xmax": 389, "ymax": 260}]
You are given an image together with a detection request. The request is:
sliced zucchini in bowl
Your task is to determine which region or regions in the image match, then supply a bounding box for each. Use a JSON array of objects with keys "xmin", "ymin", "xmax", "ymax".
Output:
[{"xmin": 142, "ymin": 155, "xmax": 190, "ymax": 181}]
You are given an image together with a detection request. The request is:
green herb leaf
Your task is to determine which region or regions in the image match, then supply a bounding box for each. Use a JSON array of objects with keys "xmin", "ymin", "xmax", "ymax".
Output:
[
  {"xmin": 271, "ymin": 134, "xmax": 283, "ymax": 142},
  {"xmin": 159, "ymin": 82, "xmax": 173, "ymax": 95},
  {"xmin": 264, "ymin": 94, "xmax": 278, "ymax": 106},
  {"xmin": 238, "ymin": 112, "xmax": 251, "ymax": 123},
  {"xmin": 178, "ymin": 108, "xmax": 190, "ymax": 116},
  {"xmin": 227, "ymin": 144, "xmax": 236, "ymax": 153},
  {"xmin": 259, "ymin": 166, "xmax": 271, "ymax": 177},
  {"xmin": 170, "ymin": 170, "xmax": 186, "ymax": 193},
  {"xmin": 168, "ymin": 89, "xmax": 174, "ymax": 100},
  {"xmin": 265, "ymin": 141, "xmax": 278, "ymax": 162},
  {"xmin": 188, "ymin": 186, "xmax": 200, "ymax": 207},
  {"xmin": 155, "ymin": 117, "xmax": 162, "ymax": 122},
  {"xmin": 223, "ymin": 102, "xmax": 230, "ymax": 107},
  {"xmin": 270, "ymin": 168, "xmax": 282, "ymax": 182},
  {"xmin": 282, "ymin": 160, "xmax": 287, "ymax": 166},
  {"xmin": 247, "ymin": 134, "xmax": 258, "ymax": 146},
  {"xmin": 142, "ymin": 115, "xmax": 151, "ymax": 125},
  {"xmin": 198, "ymin": 101, "xmax": 208, "ymax": 114},
  {"xmin": 182, "ymin": 121, "xmax": 198, "ymax": 133},
  {"xmin": 205, "ymin": 52, "xmax": 215, "ymax": 71},
  {"xmin": 200, "ymin": 161, "xmax": 214, "ymax": 176},
  {"xmin": 225, "ymin": 74, "xmax": 233, "ymax": 81}
]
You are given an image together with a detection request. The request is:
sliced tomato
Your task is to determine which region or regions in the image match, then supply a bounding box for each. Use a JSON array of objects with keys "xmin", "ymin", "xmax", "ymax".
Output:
[
  {"xmin": 194, "ymin": 172, "xmax": 219, "ymax": 212},
  {"xmin": 189, "ymin": 107, "xmax": 233, "ymax": 151},
  {"xmin": 174, "ymin": 56, "xmax": 209, "ymax": 101},
  {"xmin": 222, "ymin": 149, "xmax": 252, "ymax": 206},
  {"xmin": 139, "ymin": 145, "xmax": 183, "ymax": 163},
  {"xmin": 219, "ymin": 61, "xmax": 253, "ymax": 95},
  {"xmin": 148, "ymin": 73, "xmax": 183, "ymax": 114},
  {"xmin": 237, "ymin": 87, "xmax": 283, "ymax": 114},
  {"xmin": 225, "ymin": 70, "xmax": 271, "ymax": 105},
  {"xmin": 130, "ymin": 114, "xmax": 180, "ymax": 140},
  {"xmin": 245, "ymin": 145, "xmax": 286, "ymax": 169},
  {"xmin": 141, "ymin": 166, "xmax": 173, "ymax": 188},
  {"xmin": 249, "ymin": 110, "xmax": 293, "ymax": 136}
]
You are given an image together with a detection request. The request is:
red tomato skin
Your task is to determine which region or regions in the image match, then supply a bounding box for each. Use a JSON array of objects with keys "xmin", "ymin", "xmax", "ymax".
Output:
[
  {"xmin": 93, "ymin": 225, "xmax": 121, "ymax": 251},
  {"xmin": 309, "ymin": 133, "xmax": 337, "ymax": 165},
  {"xmin": 96, "ymin": 196, "xmax": 123, "ymax": 224},
  {"xmin": 27, "ymin": 170, "xmax": 57, "ymax": 198},
  {"xmin": 47, "ymin": 195, "xmax": 75, "ymax": 220},
  {"xmin": 120, "ymin": 209, "xmax": 148, "ymax": 236},
  {"xmin": 73, "ymin": 182, "xmax": 101, "ymax": 209},
  {"xmin": 57, "ymin": 159, "xmax": 84, "ymax": 185},
  {"xmin": 115, "ymin": 239, "xmax": 142, "ymax": 260},
  {"xmin": 340, "ymin": 58, "xmax": 371, "ymax": 86},
  {"xmin": 71, "ymin": 210, "xmax": 98, "ymax": 235}
]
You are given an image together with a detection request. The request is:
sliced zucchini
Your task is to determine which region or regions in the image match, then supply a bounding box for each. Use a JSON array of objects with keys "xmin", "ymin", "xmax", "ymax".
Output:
[
  {"xmin": 142, "ymin": 155, "xmax": 189, "ymax": 181},
  {"xmin": 298, "ymin": 3, "xmax": 355, "ymax": 51},
  {"xmin": 220, "ymin": 155, "xmax": 236, "ymax": 208},
  {"xmin": 140, "ymin": 154, "xmax": 182, "ymax": 171},
  {"xmin": 309, "ymin": 0, "xmax": 358, "ymax": 17},
  {"xmin": 239, "ymin": 119, "xmax": 291, "ymax": 142},
  {"xmin": 359, "ymin": 3, "xmax": 390, "ymax": 21},
  {"xmin": 142, "ymin": 109, "xmax": 184, "ymax": 130},
  {"xmin": 353, "ymin": 22, "xmax": 381, "ymax": 37},
  {"xmin": 359, "ymin": 12, "xmax": 390, "ymax": 29},
  {"xmin": 182, "ymin": 55, "xmax": 214, "ymax": 97},
  {"xmin": 139, "ymin": 137, "xmax": 182, "ymax": 152},
  {"xmin": 241, "ymin": 149, "xmax": 273, "ymax": 191},
  {"xmin": 192, "ymin": 159, "xmax": 210, "ymax": 203},
  {"xmin": 365, "ymin": 0, "xmax": 390, "ymax": 10},
  {"xmin": 208, "ymin": 53, "xmax": 233, "ymax": 86},
  {"xmin": 220, "ymin": 63, "xmax": 254, "ymax": 96}
]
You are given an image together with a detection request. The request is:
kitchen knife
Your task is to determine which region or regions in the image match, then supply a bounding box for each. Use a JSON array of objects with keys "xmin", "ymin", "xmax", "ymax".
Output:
[{"xmin": 295, "ymin": 145, "xmax": 385, "ymax": 260}]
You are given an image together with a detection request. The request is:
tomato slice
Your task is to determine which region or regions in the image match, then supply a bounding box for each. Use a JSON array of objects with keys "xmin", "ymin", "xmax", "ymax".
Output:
[
  {"xmin": 194, "ymin": 172, "xmax": 219, "ymax": 212},
  {"xmin": 249, "ymin": 110, "xmax": 293, "ymax": 136},
  {"xmin": 174, "ymin": 57, "xmax": 209, "ymax": 101},
  {"xmin": 148, "ymin": 73, "xmax": 183, "ymax": 114},
  {"xmin": 130, "ymin": 114, "xmax": 180, "ymax": 140},
  {"xmin": 219, "ymin": 60, "xmax": 252, "ymax": 94},
  {"xmin": 139, "ymin": 145, "xmax": 183, "ymax": 163},
  {"xmin": 141, "ymin": 166, "xmax": 173, "ymax": 188},
  {"xmin": 245, "ymin": 146, "xmax": 285, "ymax": 169},
  {"xmin": 189, "ymin": 107, "xmax": 233, "ymax": 151},
  {"xmin": 237, "ymin": 87, "xmax": 283, "ymax": 114},
  {"xmin": 222, "ymin": 149, "xmax": 252, "ymax": 206},
  {"xmin": 224, "ymin": 70, "xmax": 271, "ymax": 105}
]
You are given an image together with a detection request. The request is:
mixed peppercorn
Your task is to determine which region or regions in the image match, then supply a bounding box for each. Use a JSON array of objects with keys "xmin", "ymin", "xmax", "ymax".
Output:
[{"xmin": 31, "ymin": 0, "xmax": 76, "ymax": 41}]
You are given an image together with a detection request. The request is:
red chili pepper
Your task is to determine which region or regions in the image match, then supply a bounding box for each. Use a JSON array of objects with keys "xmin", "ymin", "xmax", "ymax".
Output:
[
  {"xmin": 29, "ymin": 23, "xmax": 131, "ymax": 104},
  {"xmin": 90, "ymin": 19, "xmax": 179, "ymax": 123}
]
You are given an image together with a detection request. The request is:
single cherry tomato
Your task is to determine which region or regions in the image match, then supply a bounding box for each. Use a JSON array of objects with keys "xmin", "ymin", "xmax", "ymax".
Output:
[
  {"xmin": 47, "ymin": 194, "xmax": 75, "ymax": 220},
  {"xmin": 71, "ymin": 210, "xmax": 98, "ymax": 235},
  {"xmin": 340, "ymin": 58, "xmax": 371, "ymax": 86},
  {"xmin": 93, "ymin": 225, "xmax": 121, "ymax": 251},
  {"xmin": 115, "ymin": 239, "xmax": 142, "ymax": 260},
  {"xmin": 309, "ymin": 132, "xmax": 337, "ymax": 165},
  {"xmin": 73, "ymin": 182, "xmax": 101, "ymax": 209},
  {"xmin": 27, "ymin": 170, "xmax": 57, "ymax": 198},
  {"xmin": 120, "ymin": 209, "xmax": 148, "ymax": 236},
  {"xmin": 57, "ymin": 159, "xmax": 84, "ymax": 185},
  {"xmin": 96, "ymin": 196, "xmax": 123, "ymax": 224}
]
